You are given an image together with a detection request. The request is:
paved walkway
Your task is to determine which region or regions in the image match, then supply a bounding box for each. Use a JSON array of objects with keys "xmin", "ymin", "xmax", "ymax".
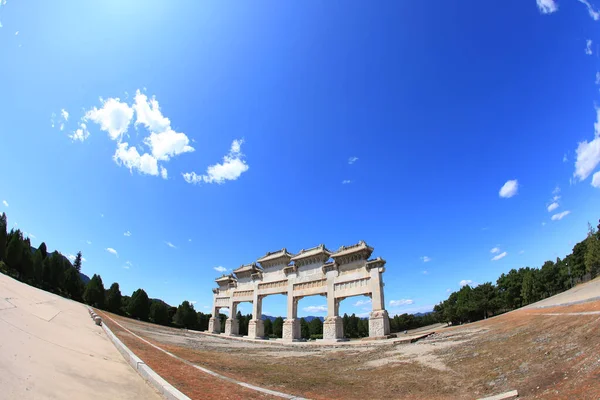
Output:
[
  {"xmin": 0, "ymin": 274, "xmax": 160, "ymax": 400},
  {"xmin": 524, "ymin": 277, "xmax": 600, "ymax": 309}
]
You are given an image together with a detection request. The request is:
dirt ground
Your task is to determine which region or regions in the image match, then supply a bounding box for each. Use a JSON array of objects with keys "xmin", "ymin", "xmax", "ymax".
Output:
[{"xmin": 97, "ymin": 297, "xmax": 600, "ymax": 400}]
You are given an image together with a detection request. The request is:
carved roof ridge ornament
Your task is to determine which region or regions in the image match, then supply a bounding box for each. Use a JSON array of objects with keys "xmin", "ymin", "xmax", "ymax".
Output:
[
  {"xmin": 290, "ymin": 243, "xmax": 332, "ymax": 262},
  {"xmin": 257, "ymin": 248, "xmax": 293, "ymax": 265},
  {"xmin": 331, "ymin": 241, "xmax": 374, "ymax": 265}
]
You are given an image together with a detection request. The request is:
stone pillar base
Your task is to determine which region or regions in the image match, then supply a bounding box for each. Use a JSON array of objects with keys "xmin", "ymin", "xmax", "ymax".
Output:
[
  {"xmin": 282, "ymin": 319, "xmax": 301, "ymax": 341},
  {"xmin": 224, "ymin": 318, "xmax": 239, "ymax": 336},
  {"xmin": 247, "ymin": 319, "xmax": 265, "ymax": 339},
  {"xmin": 208, "ymin": 317, "xmax": 221, "ymax": 334},
  {"xmin": 369, "ymin": 310, "xmax": 390, "ymax": 338},
  {"xmin": 322, "ymin": 316, "xmax": 345, "ymax": 341}
]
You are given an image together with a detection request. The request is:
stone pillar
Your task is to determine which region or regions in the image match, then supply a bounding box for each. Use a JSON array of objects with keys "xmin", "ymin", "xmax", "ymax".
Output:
[
  {"xmin": 282, "ymin": 296, "xmax": 301, "ymax": 341},
  {"xmin": 208, "ymin": 306, "xmax": 221, "ymax": 334},
  {"xmin": 368, "ymin": 266, "xmax": 390, "ymax": 337},
  {"xmin": 247, "ymin": 293, "xmax": 264, "ymax": 339},
  {"xmin": 323, "ymin": 269, "xmax": 344, "ymax": 341},
  {"xmin": 225, "ymin": 302, "xmax": 239, "ymax": 336}
]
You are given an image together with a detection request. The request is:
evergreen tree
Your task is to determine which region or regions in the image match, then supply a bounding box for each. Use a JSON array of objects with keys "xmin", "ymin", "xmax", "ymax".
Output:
[
  {"xmin": 0, "ymin": 213, "xmax": 7, "ymax": 262},
  {"xmin": 585, "ymin": 222, "xmax": 600, "ymax": 278},
  {"xmin": 64, "ymin": 267, "xmax": 83, "ymax": 300},
  {"xmin": 32, "ymin": 248, "xmax": 43, "ymax": 286},
  {"xmin": 173, "ymin": 300, "xmax": 197, "ymax": 328},
  {"xmin": 308, "ymin": 317, "xmax": 323, "ymax": 336},
  {"xmin": 38, "ymin": 242, "xmax": 48, "ymax": 260},
  {"xmin": 84, "ymin": 274, "xmax": 106, "ymax": 308},
  {"xmin": 105, "ymin": 283, "xmax": 123, "ymax": 314},
  {"xmin": 20, "ymin": 237, "xmax": 34, "ymax": 281},
  {"xmin": 273, "ymin": 316, "xmax": 284, "ymax": 338},
  {"xmin": 5, "ymin": 230, "xmax": 23, "ymax": 277},
  {"xmin": 264, "ymin": 318, "xmax": 273, "ymax": 336},
  {"xmin": 128, "ymin": 289, "xmax": 150, "ymax": 320},
  {"xmin": 73, "ymin": 251, "xmax": 83, "ymax": 273},
  {"xmin": 357, "ymin": 318, "xmax": 369, "ymax": 337},
  {"xmin": 150, "ymin": 300, "xmax": 170, "ymax": 326},
  {"xmin": 300, "ymin": 317, "xmax": 310, "ymax": 339}
]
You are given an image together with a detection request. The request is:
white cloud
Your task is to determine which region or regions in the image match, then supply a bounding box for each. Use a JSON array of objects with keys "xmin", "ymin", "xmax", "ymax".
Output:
[
  {"xmin": 14, "ymin": 30, "xmax": 18, "ymax": 35},
  {"xmin": 190, "ymin": 301, "xmax": 197, "ymax": 305},
  {"xmin": 113, "ymin": 142, "xmax": 159, "ymax": 176},
  {"xmin": 61, "ymin": 109, "xmax": 69, "ymax": 121},
  {"xmin": 69, "ymin": 122, "xmax": 90, "ymax": 142},
  {"xmin": 551, "ymin": 210, "xmax": 571, "ymax": 221},
  {"xmin": 422, "ymin": 270, "xmax": 429, "ymax": 275},
  {"xmin": 578, "ymin": 0, "xmax": 600, "ymax": 20},
  {"xmin": 303, "ymin": 305, "xmax": 327, "ymax": 313},
  {"xmin": 144, "ymin": 129, "xmax": 194, "ymax": 161},
  {"xmin": 491, "ymin": 251, "xmax": 508, "ymax": 261},
  {"xmin": 490, "ymin": 247, "xmax": 500, "ymax": 254},
  {"xmin": 2, "ymin": 200, "xmax": 8, "ymax": 207},
  {"xmin": 536, "ymin": 0, "xmax": 558, "ymax": 14},
  {"xmin": 553, "ymin": 195, "xmax": 560, "ymax": 202},
  {"xmin": 574, "ymin": 137, "xmax": 600, "ymax": 181},
  {"xmin": 214, "ymin": 266, "xmax": 227, "ymax": 273},
  {"xmin": 353, "ymin": 299, "xmax": 371, "ymax": 307},
  {"xmin": 50, "ymin": 113, "xmax": 56, "ymax": 128},
  {"xmin": 389, "ymin": 299, "xmax": 414, "ymax": 307},
  {"xmin": 165, "ymin": 241, "xmax": 176, "ymax": 248},
  {"xmin": 596, "ymin": 72, "xmax": 600, "ymax": 85},
  {"xmin": 183, "ymin": 139, "xmax": 249, "ymax": 185},
  {"xmin": 67, "ymin": 254, "xmax": 76, "ymax": 262},
  {"xmin": 592, "ymin": 171, "xmax": 600, "ymax": 188},
  {"xmin": 563, "ymin": 153, "xmax": 568, "ymax": 163},
  {"xmin": 499, "ymin": 179, "xmax": 519, "ymax": 198},
  {"xmin": 547, "ymin": 202, "xmax": 559, "ymax": 212},
  {"xmin": 553, "ymin": 186, "xmax": 560, "ymax": 195},
  {"xmin": 86, "ymin": 240, "xmax": 92, "ymax": 245},
  {"xmin": 586, "ymin": 39, "xmax": 593, "ymax": 55},
  {"xmin": 188, "ymin": 239, "xmax": 192, "ymax": 242},
  {"xmin": 160, "ymin": 166, "xmax": 168, "ymax": 180},
  {"xmin": 123, "ymin": 261, "xmax": 132, "ymax": 269},
  {"xmin": 348, "ymin": 156, "xmax": 359, "ymax": 164},
  {"xmin": 132, "ymin": 90, "xmax": 194, "ymax": 161},
  {"xmin": 124, "ymin": 231, "xmax": 132, "ymax": 237},
  {"xmin": 27, "ymin": 233, "xmax": 36, "ymax": 239},
  {"xmin": 542, "ymin": 221, "xmax": 547, "ymax": 226},
  {"xmin": 421, "ymin": 256, "xmax": 431, "ymax": 262},
  {"xmin": 459, "ymin": 279, "xmax": 473, "ymax": 287},
  {"xmin": 341, "ymin": 180, "xmax": 352, "ymax": 184},
  {"xmin": 85, "ymin": 97, "xmax": 134, "ymax": 141},
  {"xmin": 106, "ymin": 248, "xmax": 118, "ymax": 257}
]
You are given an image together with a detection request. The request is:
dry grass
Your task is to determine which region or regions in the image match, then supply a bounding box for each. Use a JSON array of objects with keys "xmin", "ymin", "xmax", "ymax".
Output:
[{"xmin": 98, "ymin": 301, "xmax": 600, "ymax": 400}]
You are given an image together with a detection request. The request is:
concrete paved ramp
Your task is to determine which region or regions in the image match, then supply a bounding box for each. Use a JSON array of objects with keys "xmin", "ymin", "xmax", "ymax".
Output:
[{"xmin": 0, "ymin": 274, "xmax": 160, "ymax": 400}]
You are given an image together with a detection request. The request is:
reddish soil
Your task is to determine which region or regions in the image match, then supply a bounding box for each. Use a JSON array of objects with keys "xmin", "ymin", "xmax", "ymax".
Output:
[{"xmin": 97, "ymin": 300, "xmax": 600, "ymax": 400}]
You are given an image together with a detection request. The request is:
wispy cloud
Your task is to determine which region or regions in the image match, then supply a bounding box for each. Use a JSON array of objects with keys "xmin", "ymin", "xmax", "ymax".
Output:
[
  {"xmin": 519, "ymin": 250, "xmax": 525, "ymax": 254},
  {"xmin": 593, "ymin": 171, "xmax": 600, "ymax": 188},
  {"xmin": 499, "ymin": 179, "xmax": 519, "ymax": 198},
  {"xmin": 490, "ymin": 247, "xmax": 500, "ymax": 254},
  {"xmin": 106, "ymin": 248, "xmax": 118, "ymax": 257},
  {"xmin": 348, "ymin": 156, "xmax": 359, "ymax": 164},
  {"xmin": 536, "ymin": 0, "xmax": 558, "ymax": 14},
  {"xmin": 459, "ymin": 279, "xmax": 473, "ymax": 287},
  {"xmin": 421, "ymin": 256, "xmax": 431, "ymax": 263},
  {"xmin": 389, "ymin": 299, "xmax": 414, "ymax": 307},
  {"xmin": 578, "ymin": 0, "xmax": 600, "ymax": 20},
  {"xmin": 165, "ymin": 241, "xmax": 176, "ymax": 248},
  {"xmin": 547, "ymin": 202, "xmax": 559, "ymax": 212},
  {"xmin": 2, "ymin": 200, "xmax": 8, "ymax": 207},
  {"xmin": 342, "ymin": 180, "xmax": 352, "ymax": 184},
  {"xmin": 123, "ymin": 261, "xmax": 132, "ymax": 269},
  {"xmin": 353, "ymin": 299, "xmax": 371, "ymax": 307},
  {"xmin": 183, "ymin": 139, "xmax": 248, "ymax": 185},
  {"xmin": 61, "ymin": 109, "xmax": 69, "ymax": 121},
  {"xmin": 303, "ymin": 305, "xmax": 327, "ymax": 313},
  {"xmin": 491, "ymin": 252, "xmax": 507, "ymax": 261},
  {"xmin": 551, "ymin": 210, "xmax": 571, "ymax": 221},
  {"xmin": 86, "ymin": 240, "xmax": 92, "ymax": 245},
  {"xmin": 586, "ymin": 39, "xmax": 593, "ymax": 55},
  {"xmin": 213, "ymin": 266, "xmax": 227, "ymax": 273},
  {"xmin": 124, "ymin": 231, "xmax": 132, "ymax": 237},
  {"xmin": 422, "ymin": 270, "xmax": 429, "ymax": 275}
]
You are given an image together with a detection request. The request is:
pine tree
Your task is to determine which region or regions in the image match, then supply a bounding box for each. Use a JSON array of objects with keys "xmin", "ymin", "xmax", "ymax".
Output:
[
  {"xmin": 5, "ymin": 230, "xmax": 23, "ymax": 276},
  {"xmin": 300, "ymin": 318, "xmax": 310, "ymax": 339},
  {"xmin": 105, "ymin": 283, "xmax": 123, "ymax": 314},
  {"xmin": 38, "ymin": 242, "xmax": 48, "ymax": 260},
  {"xmin": 150, "ymin": 301, "xmax": 170, "ymax": 325},
  {"xmin": 0, "ymin": 213, "xmax": 7, "ymax": 262},
  {"xmin": 64, "ymin": 267, "xmax": 83, "ymax": 300},
  {"xmin": 173, "ymin": 300, "xmax": 197, "ymax": 328},
  {"xmin": 264, "ymin": 318, "xmax": 273, "ymax": 336},
  {"xmin": 83, "ymin": 274, "xmax": 106, "ymax": 308},
  {"xmin": 128, "ymin": 289, "xmax": 150, "ymax": 320},
  {"xmin": 273, "ymin": 317, "xmax": 284, "ymax": 338},
  {"xmin": 73, "ymin": 251, "xmax": 83, "ymax": 273},
  {"xmin": 32, "ymin": 248, "xmax": 43, "ymax": 286}
]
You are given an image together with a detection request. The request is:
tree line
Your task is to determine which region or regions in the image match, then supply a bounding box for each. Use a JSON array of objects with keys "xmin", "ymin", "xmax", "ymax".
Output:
[
  {"xmin": 2, "ymin": 211, "xmax": 598, "ymax": 335},
  {"xmin": 433, "ymin": 219, "xmax": 600, "ymax": 326}
]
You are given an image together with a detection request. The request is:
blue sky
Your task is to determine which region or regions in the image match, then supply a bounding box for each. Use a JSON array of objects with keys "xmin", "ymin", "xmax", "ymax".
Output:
[{"xmin": 1, "ymin": 0, "xmax": 600, "ymax": 318}]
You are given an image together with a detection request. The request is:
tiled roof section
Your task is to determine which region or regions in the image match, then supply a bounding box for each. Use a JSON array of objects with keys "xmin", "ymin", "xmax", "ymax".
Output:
[
  {"xmin": 233, "ymin": 262, "xmax": 261, "ymax": 274},
  {"xmin": 366, "ymin": 257, "xmax": 386, "ymax": 269},
  {"xmin": 257, "ymin": 248, "xmax": 293, "ymax": 263},
  {"xmin": 331, "ymin": 240, "xmax": 374, "ymax": 258},
  {"xmin": 215, "ymin": 274, "xmax": 236, "ymax": 283},
  {"xmin": 290, "ymin": 244, "xmax": 332, "ymax": 261}
]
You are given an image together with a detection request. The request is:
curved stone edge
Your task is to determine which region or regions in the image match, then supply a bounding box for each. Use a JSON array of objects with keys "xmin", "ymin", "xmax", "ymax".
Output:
[{"xmin": 87, "ymin": 307, "xmax": 190, "ymax": 400}]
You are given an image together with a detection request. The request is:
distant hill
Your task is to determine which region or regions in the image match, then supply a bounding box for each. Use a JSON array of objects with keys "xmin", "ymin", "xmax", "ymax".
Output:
[
  {"xmin": 413, "ymin": 312, "xmax": 433, "ymax": 317},
  {"xmin": 79, "ymin": 272, "xmax": 90, "ymax": 285}
]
